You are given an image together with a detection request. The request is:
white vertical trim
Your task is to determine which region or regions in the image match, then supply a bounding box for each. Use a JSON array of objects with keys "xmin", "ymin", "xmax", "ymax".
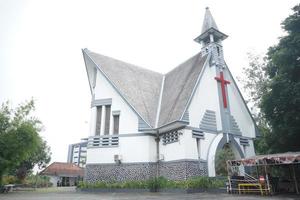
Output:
[
  {"xmin": 155, "ymin": 75, "xmax": 165, "ymax": 128},
  {"xmin": 90, "ymin": 107, "xmax": 97, "ymax": 136},
  {"xmin": 101, "ymin": 105, "xmax": 106, "ymax": 135}
]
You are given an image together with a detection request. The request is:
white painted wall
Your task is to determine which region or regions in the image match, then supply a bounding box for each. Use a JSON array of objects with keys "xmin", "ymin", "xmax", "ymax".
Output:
[
  {"xmin": 87, "ymin": 135, "xmax": 156, "ymax": 163},
  {"xmin": 226, "ymin": 70, "xmax": 256, "ymax": 138},
  {"xmin": 207, "ymin": 133, "xmax": 224, "ymax": 177},
  {"xmin": 86, "ymin": 63, "xmax": 157, "ymax": 164},
  {"xmin": 159, "ymin": 129, "xmax": 202, "ymax": 161},
  {"xmin": 91, "ymin": 67, "xmax": 140, "ymax": 135},
  {"xmin": 188, "ymin": 61, "xmax": 222, "ymax": 131},
  {"xmin": 200, "ymin": 132, "xmax": 218, "ymax": 161}
]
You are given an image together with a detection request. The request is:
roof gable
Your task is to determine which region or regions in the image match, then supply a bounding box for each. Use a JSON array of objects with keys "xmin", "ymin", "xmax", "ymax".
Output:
[{"xmin": 85, "ymin": 50, "xmax": 163, "ymax": 128}]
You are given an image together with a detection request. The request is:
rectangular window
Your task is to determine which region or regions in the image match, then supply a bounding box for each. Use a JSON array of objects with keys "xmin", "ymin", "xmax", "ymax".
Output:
[
  {"xmin": 95, "ymin": 106, "xmax": 102, "ymax": 135},
  {"xmin": 113, "ymin": 115, "xmax": 120, "ymax": 135},
  {"xmin": 104, "ymin": 105, "xmax": 111, "ymax": 135}
]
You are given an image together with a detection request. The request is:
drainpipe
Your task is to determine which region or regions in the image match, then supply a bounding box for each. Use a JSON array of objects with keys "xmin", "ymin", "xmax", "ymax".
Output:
[{"xmin": 155, "ymin": 131, "xmax": 160, "ymax": 179}]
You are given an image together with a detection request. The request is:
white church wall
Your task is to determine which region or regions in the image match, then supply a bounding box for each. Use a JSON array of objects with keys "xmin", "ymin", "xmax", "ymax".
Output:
[
  {"xmin": 89, "ymin": 107, "xmax": 97, "ymax": 137},
  {"xmin": 207, "ymin": 133, "xmax": 224, "ymax": 177},
  {"xmin": 159, "ymin": 132, "xmax": 186, "ymax": 162},
  {"xmin": 245, "ymin": 139, "xmax": 255, "ymax": 158},
  {"xmin": 93, "ymin": 68, "xmax": 139, "ymax": 134},
  {"xmin": 182, "ymin": 129, "xmax": 198, "ymax": 160},
  {"xmin": 226, "ymin": 73, "xmax": 256, "ymax": 138},
  {"xmin": 87, "ymin": 136, "xmax": 156, "ymax": 164},
  {"xmin": 188, "ymin": 62, "xmax": 222, "ymax": 130},
  {"xmin": 200, "ymin": 132, "xmax": 217, "ymax": 160}
]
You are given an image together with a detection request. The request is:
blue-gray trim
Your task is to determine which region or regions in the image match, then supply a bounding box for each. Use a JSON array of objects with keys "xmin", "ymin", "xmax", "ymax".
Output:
[
  {"xmin": 199, "ymin": 110, "xmax": 217, "ymax": 133},
  {"xmin": 88, "ymin": 135, "xmax": 119, "ymax": 148},
  {"xmin": 182, "ymin": 110, "xmax": 190, "ymax": 122},
  {"xmin": 215, "ymin": 66, "xmax": 232, "ymax": 134},
  {"xmin": 229, "ymin": 115, "xmax": 242, "ymax": 135},
  {"xmin": 138, "ymin": 117, "xmax": 151, "ymax": 131},
  {"xmin": 91, "ymin": 98, "xmax": 112, "ymax": 107},
  {"xmin": 239, "ymin": 138, "xmax": 250, "ymax": 146},
  {"xmin": 82, "ymin": 49, "xmax": 152, "ymax": 129},
  {"xmin": 112, "ymin": 110, "xmax": 121, "ymax": 116},
  {"xmin": 192, "ymin": 130, "xmax": 205, "ymax": 139}
]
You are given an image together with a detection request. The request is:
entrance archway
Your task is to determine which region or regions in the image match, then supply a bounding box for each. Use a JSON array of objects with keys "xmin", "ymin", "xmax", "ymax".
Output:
[{"xmin": 207, "ymin": 133, "xmax": 244, "ymax": 177}]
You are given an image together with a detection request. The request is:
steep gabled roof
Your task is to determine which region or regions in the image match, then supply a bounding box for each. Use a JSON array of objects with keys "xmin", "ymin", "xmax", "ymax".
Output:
[
  {"xmin": 40, "ymin": 162, "xmax": 84, "ymax": 177},
  {"xmin": 83, "ymin": 49, "xmax": 208, "ymax": 129},
  {"xmin": 85, "ymin": 50, "xmax": 163, "ymax": 128},
  {"xmin": 158, "ymin": 53, "xmax": 207, "ymax": 126}
]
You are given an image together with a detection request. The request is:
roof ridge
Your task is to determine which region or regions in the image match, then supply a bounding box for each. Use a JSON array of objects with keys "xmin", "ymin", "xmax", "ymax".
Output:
[
  {"xmin": 87, "ymin": 50, "xmax": 163, "ymax": 76},
  {"xmin": 164, "ymin": 52, "xmax": 202, "ymax": 76}
]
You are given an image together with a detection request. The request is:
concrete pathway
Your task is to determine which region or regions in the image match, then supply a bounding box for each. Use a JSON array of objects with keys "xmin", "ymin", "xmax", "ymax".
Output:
[{"xmin": 0, "ymin": 188, "xmax": 299, "ymax": 200}]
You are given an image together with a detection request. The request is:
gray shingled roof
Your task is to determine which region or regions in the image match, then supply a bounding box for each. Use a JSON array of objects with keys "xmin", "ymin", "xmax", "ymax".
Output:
[
  {"xmin": 158, "ymin": 53, "xmax": 207, "ymax": 127},
  {"xmin": 201, "ymin": 7, "xmax": 219, "ymax": 33},
  {"xmin": 86, "ymin": 50, "xmax": 163, "ymax": 128},
  {"xmin": 84, "ymin": 49, "xmax": 208, "ymax": 129}
]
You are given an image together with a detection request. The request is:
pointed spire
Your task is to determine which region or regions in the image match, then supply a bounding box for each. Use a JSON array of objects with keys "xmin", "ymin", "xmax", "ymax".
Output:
[
  {"xmin": 201, "ymin": 7, "xmax": 218, "ymax": 34},
  {"xmin": 194, "ymin": 7, "xmax": 227, "ymax": 44}
]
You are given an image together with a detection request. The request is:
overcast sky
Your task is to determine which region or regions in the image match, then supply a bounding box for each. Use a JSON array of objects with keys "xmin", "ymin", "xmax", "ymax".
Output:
[{"xmin": 0, "ymin": 0, "xmax": 298, "ymax": 164}]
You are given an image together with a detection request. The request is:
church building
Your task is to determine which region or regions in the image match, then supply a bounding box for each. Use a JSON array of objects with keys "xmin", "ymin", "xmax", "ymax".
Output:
[{"xmin": 82, "ymin": 8, "xmax": 258, "ymax": 182}]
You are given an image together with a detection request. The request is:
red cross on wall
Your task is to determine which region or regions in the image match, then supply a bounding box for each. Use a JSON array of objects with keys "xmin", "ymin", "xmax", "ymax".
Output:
[{"xmin": 215, "ymin": 71, "xmax": 230, "ymax": 108}]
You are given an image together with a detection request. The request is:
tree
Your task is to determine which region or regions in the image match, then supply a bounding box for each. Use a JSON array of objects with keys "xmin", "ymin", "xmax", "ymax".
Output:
[
  {"xmin": 15, "ymin": 139, "xmax": 51, "ymax": 182},
  {"xmin": 261, "ymin": 4, "xmax": 300, "ymax": 153},
  {"xmin": 215, "ymin": 144, "xmax": 235, "ymax": 176},
  {"xmin": 241, "ymin": 4, "xmax": 300, "ymax": 154},
  {"xmin": 0, "ymin": 100, "xmax": 51, "ymax": 185}
]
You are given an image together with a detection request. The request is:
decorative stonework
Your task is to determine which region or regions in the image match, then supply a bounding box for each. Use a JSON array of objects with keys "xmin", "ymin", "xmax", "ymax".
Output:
[
  {"xmin": 199, "ymin": 110, "xmax": 217, "ymax": 133},
  {"xmin": 162, "ymin": 130, "xmax": 181, "ymax": 145},
  {"xmin": 85, "ymin": 160, "xmax": 208, "ymax": 183},
  {"xmin": 159, "ymin": 160, "xmax": 207, "ymax": 180},
  {"xmin": 85, "ymin": 163, "xmax": 156, "ymax": 183}
]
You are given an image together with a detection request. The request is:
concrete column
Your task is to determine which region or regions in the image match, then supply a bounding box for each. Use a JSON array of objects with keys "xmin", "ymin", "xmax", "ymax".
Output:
[{"xmin": 100, "ymin": 105, "xmax": 106, "ymax": 135}]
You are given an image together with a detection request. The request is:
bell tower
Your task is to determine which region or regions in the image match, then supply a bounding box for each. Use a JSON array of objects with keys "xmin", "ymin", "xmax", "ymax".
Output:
[{"xmin": 194, "ymin": 7, "xmax": 228, "ymax": 67}]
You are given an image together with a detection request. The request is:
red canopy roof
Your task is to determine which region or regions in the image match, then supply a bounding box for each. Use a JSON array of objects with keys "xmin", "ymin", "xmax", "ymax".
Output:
[
  {"xmin": 40, "ymin": 162, "xmax": 84, "ymax": 177},
  {"xmin": 228, "ymin": 152, "xmax": 300, "ymax": 166}
]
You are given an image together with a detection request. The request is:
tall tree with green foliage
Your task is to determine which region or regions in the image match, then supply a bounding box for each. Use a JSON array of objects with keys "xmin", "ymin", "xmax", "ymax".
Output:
[
  {"xmin": 261, "ymin": 4, "xmax": 300, "ymax": 153},
  {"xmin": 241, "ymin": 4, "xmax": 300, "ymax": 154},
  {"xmin": 0, "ymin": 100, "xmax": 51, "ymax": 185}
]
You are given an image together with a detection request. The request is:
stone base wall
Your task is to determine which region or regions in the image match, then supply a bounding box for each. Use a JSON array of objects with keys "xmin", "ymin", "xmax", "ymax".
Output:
[
  {"xmin": 85, "ymin": 162, "xmax": 156, "ymax": 183},
  {"xmin": 85, "ymin": 160, "xmax": 208, "ymax": 183},
  {"xmin": 159, "ymin": 160, "xmax": 208, "ymax": 180}
]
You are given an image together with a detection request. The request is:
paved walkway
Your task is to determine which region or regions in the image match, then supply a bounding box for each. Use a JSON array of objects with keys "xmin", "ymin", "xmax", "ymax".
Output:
[{"xmin": 0, "ymin": 187, "xmax": 299, "ymax": 200}]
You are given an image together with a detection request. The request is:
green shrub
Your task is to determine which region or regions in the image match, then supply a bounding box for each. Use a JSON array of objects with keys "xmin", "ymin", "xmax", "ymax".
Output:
[
  {"xmin": 77, "ymin": 176, "xmax": 226, "ymax": 190},
  {"xmin": 2, "ymin": 176, "xmax": 17, "ymax": 185}
]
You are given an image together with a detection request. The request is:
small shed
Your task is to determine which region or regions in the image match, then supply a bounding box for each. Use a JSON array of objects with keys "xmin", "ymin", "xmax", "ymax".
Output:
[{"xmin": 40, "ymin": 162, "xmax": 84, "ymax": 187}]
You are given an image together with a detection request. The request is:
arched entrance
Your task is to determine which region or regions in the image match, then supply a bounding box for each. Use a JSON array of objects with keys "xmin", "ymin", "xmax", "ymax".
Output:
[{"xmin": 207, "ymin": 133, "xmax": 244, "ymax": 177}]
